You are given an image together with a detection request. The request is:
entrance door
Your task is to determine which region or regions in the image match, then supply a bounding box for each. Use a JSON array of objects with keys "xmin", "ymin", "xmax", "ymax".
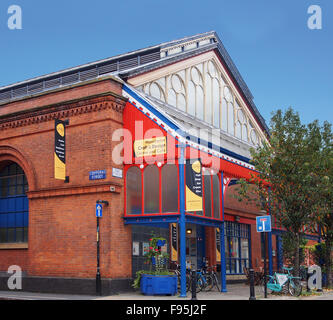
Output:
[{"xmin": 186, "ymin": 224, "xmax": 197, "ymax": 270}]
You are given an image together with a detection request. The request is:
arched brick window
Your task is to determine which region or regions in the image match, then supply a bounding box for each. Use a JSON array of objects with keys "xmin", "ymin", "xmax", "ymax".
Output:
[{"xmin": 0, "ymin": 162, "xmax": 29, "ymax": 243}]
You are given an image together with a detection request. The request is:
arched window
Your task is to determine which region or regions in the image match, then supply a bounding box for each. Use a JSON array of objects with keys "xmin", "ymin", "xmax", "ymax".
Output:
[
  {"xmin": 161, "ymin": 164, "xmax": 178, "ymax": 213},
  {"xmin": 126, "ymin": 166, "xmax": 142, "ymax": 215},
  {"xmin": 0, "ymin": 162, "xmax": 29, "ymax": 243},
  {"xmin": 204, "ymin": 174, "xmax": 212, "ymax": 217},
  {"xmin": 144, "ymin": 165, "xmax": 159, "ymax": 214},
  {"xmin": 212, "ymin": 175, "xmax": 220, "ymax": 219}
]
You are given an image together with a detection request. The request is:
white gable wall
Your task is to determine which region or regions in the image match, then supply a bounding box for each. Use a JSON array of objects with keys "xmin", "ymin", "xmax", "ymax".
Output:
[{"xmin": 128, "ymin": 51, "xmax": 268, "ymax": 158}]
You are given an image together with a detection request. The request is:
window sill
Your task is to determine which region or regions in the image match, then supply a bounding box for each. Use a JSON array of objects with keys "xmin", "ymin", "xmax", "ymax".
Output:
[{"xmin": 0, "ymin": 243, "xmax": 28, "ymax": 250}]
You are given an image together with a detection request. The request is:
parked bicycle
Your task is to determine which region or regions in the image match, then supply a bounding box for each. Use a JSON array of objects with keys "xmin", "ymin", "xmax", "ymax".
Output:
[
  {"xmin": 205, "ymin": 265, "xmax": 220, "ymax": 291},
  {"xmin": 171, "ymin": 263, "xmax": 191, "ymax": 292},
  {"xmin": 260, "ymin": 266, "xmax": 302, "ymax": 297}
]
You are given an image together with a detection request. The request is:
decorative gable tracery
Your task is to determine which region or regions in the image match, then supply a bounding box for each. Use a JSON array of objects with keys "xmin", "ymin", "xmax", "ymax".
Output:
[{"xmin": 133, "ymin": 54, "xmax": 266, "ymax": 147}]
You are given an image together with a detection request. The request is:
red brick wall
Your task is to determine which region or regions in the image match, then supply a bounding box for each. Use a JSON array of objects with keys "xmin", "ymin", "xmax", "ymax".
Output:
[{"xmin": 0, "ymin": 78, "xmax": 132, "ymax": 279}]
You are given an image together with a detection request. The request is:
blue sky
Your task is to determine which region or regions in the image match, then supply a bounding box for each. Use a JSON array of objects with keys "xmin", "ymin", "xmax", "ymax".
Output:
[{"xmin": 0, "ymin": 0, "xmax": 332, "ymax": 127}]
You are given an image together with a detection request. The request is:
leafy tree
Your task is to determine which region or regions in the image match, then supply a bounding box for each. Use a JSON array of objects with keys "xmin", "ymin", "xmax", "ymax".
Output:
[
  {"xmin": 234, "ymin": 108, "xmax": 332, "ymax": 278},
  {"xmin": 308, "ymin": 120, "xmax": 333, "ymax": 287}
]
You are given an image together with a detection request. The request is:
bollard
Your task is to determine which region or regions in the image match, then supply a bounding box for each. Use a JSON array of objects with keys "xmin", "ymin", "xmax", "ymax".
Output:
[
  {"xmin": 191, "ymin": 270, "xmax": 197, "ymax": 300},
  {"xmin": 249, "ymin": 269, "xmax": 256, "ymax": 300}
]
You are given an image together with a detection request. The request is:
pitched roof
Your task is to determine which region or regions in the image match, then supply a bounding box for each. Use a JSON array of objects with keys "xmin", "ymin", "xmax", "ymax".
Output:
[{"xmin": 0, "ymin": 31, "xmax": 269, "ymax": 134}]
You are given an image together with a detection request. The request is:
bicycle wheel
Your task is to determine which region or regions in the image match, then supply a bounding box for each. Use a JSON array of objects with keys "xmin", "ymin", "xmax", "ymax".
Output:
[
  {"xmin": 289, "ymin": 279, "xmax": 302, "ymax": 297},
  {"xmin": 196, "ymin": 277, "xmax": 204, "ymax": 293},
  {"xmin": 203, "ymin": 274, "xmax": 214, "ymax": 291}
]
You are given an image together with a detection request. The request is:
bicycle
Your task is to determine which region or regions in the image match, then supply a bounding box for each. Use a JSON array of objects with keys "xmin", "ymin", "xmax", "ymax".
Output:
[
  {"xmin": 260, "ymin": 266, "xmax": 302, "ymax": 297},
  {"xmin": 205, "ymin": 265, "xmax": 221, "ymax": 291},
  {"xmin": 171, "ymin": 263, "xmax": 191, "ymax": 292}
]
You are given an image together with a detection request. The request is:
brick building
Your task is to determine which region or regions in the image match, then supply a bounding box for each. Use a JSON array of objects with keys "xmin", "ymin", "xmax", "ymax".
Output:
[{"xmin": 0, "ymin": 31, "xmax": 320, "ymax": 295}]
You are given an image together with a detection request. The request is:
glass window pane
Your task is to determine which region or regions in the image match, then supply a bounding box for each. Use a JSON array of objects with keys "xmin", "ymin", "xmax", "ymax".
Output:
[
  {"xmin": 162, "ymin": 165, "xmax": 178, "ymax": 213},
  {"xmin": 144, "ymin": 165, "xmax": 159, "ymax": 214},
  {"xmin": 204, "ymin": 174, "xmax": 212, "ymax": 217},
  {"xmin": 196, "ymin": 86, "xmax": 204, "ymax": 120},
  {"xmin": 228, "ymin": 102, "xmax": 234, "ymax": 135},
  {"xmin": 188, "ymin": 81, "xmax": 196, "ymax": 116},
  {"xmin": 212, "ymin": 175, "xmax": 220, "ymax": 219},
  {"xmin": 126, "ymin": 167, "xmax": 142, "ymax": 215},
  {"xmin": 213, "ymin": 79, "xmax": 220, "ymax": 128},
  {"xmin": 241, "ymin": 239, "xmax": 249, "ymax": 259},
  {"xmin": 221, "ymin": 99, "xmax": 228, "ymax": 131},
  {"xmin": 0, "ymin": 163, "xmax": 29, "ymax": 243},
  {"xmin": 231, "ymin": 237, "xmax": 239, "ymax": 258}
]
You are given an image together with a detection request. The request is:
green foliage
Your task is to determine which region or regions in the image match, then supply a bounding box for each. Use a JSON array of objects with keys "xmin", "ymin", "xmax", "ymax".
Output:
[
  {"xmin": 282, "ymin": 232, "xmax": 307, "ymax": 266},
  {"xmin": 310, "ymin": 243, "xmax": 330, "ymax": 274},
  {"xmin": 234, "ymin": 107, "xmax": 332, "ymax": 277},
  {"xmin": 132, "ymin": 233, "xmax": 172, "ymax": 289}
]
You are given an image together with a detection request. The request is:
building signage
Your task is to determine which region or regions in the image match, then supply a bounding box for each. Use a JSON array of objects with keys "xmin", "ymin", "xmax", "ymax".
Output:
[
  {"xmin": 216, "ymin": 228, "xmax": 221, "ymax": 262},
  {"xmin": 171, "ymin": 223, "xmax": 178, "ymax": 261},
  {"xmin": 185, "ymin": 159, "xmax": 203, "ymax": 212},
  {"xmin": 89, "ymin": 170, "xmax": 106, "ymax": 180},
  {"xmin": 133, "ymin": 136, "xmax": 166, "ymax": 157},
  {"xmin": 54, "ymin": 119, "xmax": 66, "ymax": 180},
  {"xmin": 96, "ymin": 203, "xmax": 103, "ymax": 217},
  {"xmin": 256, "ymin": 215, "xmax": 272, "ymax": 232},
  {"xmin": 112, "ymin": 168, "xmax": 123, "ymax": 178}
]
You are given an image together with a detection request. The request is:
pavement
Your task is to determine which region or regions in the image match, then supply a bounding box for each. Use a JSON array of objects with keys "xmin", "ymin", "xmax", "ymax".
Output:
[{"xmin": 0, "ymin": 284, "xmax": 332, "ymax": 300}]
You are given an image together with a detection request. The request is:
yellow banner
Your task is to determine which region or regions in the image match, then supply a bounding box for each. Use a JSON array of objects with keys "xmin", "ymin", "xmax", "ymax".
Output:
[
  {"xmin": 185, "ymin": 160, "xmax": 203, "ymax": 212},
  {"xmin": 54, "ymin": 119, "xmax": 66, "ymax": 180},
  {"xmin": 216, "ymin": 228, "xmax": 221, "ymax": 262},
  {"xmin": 133, "ymin": 136, "xmax": 166, "ymax": 157},
  {"xmin": 54, "ymin": 152, "xmax": 66, "ymax": 180}
]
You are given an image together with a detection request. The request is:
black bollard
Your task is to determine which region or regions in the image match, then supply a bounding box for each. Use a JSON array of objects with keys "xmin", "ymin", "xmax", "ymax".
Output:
[
  {"xmin": 249, "ymin": 269, "xmax": 256, "ymax": 300},
  {"xmin": 191, "ymin": 270, "xmax": 197, "ymax": 300}
]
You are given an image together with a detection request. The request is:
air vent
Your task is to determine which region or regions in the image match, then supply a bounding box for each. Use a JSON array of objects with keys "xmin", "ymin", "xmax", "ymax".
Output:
[
  {"xmin": 140, "ymin": 52, "xmax": 160, "ymax": 64},
  {"xmin": 0, "ymin": 91, "xmax": 12, "ymax": 102},
  {"xmin": 61, "ymin": 73, "xmax": 79, "ymax": 85},
  {"xmin": 12, "ymin": 87, "xmax": 27, "ymax": 98},
  {"xmin": 119, "ymin": 57, "xmax": 138, "ymax": 71},
  {"xmin": 44, "ymin": 78, "xmax": 61, "ymax": 89},
  {"xmin": 28, "ymin": 82, "xmax": 44, "ymax": 94},
  {"xmin": 98, "ymin": 63, "xmax": 117, "ymax": 75},
  {"xmin": 80, "ymin": 68, "xmax": 98, "ymax": 81}
]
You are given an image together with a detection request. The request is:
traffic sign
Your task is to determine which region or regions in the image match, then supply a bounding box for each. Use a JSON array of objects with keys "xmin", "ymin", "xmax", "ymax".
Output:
[
  {"xmin": 256, "ymin": 215, "xmax": 271, "ymax": 232},
  {"xmin": 96, "ymin": 203, "xmax": 103, "ymax": 217}
]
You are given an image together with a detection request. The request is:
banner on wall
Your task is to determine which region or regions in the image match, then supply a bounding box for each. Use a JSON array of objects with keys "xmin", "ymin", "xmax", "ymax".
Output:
[
  {"xmin": 54, "ymin": 119, "xmax": 66, "ymax": 180},
  {"xmin": 185, "ymin": 159, "xmax": 203, "ymax": 212},
  {"xmin": 170, "ymin": 223, "xmax": 178, "ymax": 261},
  {"xmin": 216, "ymin": 228, "xmax": 221, "ymax": 262}
]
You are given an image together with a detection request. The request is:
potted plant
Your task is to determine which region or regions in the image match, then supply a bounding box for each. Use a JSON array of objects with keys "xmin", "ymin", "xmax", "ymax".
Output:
[{"xmin": 133, "ymin": 234, "xmax": 177, "ymax": 296}]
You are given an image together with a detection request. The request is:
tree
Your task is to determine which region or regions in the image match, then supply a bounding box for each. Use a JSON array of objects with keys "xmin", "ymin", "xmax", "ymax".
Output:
[
  {"xmin": 308, "ymin": 120, "xmax": 333, "ymax": 287},
  {"xmin": 235, "ymin": 108, "xmax": 332, "ymax": 277}
]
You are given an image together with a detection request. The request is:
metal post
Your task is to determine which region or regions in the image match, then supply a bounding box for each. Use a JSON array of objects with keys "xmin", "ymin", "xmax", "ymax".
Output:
[
  {"xmin": 264, "ymin": 232, "xmax": 267, "ymax": 298},
  {"xmin": 178, "ymin": 144, "xmax": 187, "ymax": 297},
  {"xmin": 95, "ymin": 200, "xmax": 108, "ymax": 296},
  {"xmin": 96, "ymin": 215, "xmax": 101, "ymax": 296},
  {"xmin": 249, "ymin": 268, "xmax": 256, "ymax": 300},
  {"xmin": 191, "ymin": 270, "xmax": 197, "ymax": 300},
  {"xmin": 220, "ymin": 172, "xmax": 227, "ymax": 292},
  {"xmin": 267, "ymin": 187, "xmax": 273, "ymax": 276}
]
